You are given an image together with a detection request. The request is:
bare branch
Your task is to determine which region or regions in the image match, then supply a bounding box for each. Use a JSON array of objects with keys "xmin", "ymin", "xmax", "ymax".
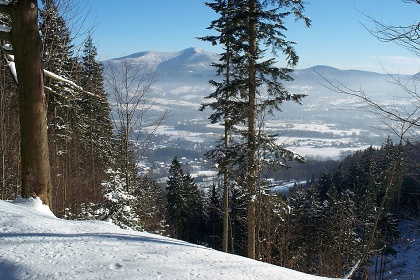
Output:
[
  {"xmin": 314, "ymin": 68, "xmax": 419, "ymax": 131},
  {"xmin": 105, "ymin": 59, "xmax": 168, "ymax": 158},
  {"xmin": 361, "ymin": 13, "xmax": 420, "ymax": 56}
]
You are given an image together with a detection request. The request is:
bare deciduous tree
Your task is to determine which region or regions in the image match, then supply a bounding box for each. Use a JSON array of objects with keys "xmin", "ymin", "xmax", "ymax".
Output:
[{"xmin": 105, "ymin": 59, "xmax": 168, "ymax": 190}]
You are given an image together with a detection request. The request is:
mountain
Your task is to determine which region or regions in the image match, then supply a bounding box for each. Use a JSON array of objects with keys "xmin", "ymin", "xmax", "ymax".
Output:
[
  {"xmin": 108, "ymin": 47, "xmax": 217, "ymax": 78},
  {"xmin": 0, "ymin": 198, "xmax": 342, "ymax": 280},
  {"xmin": 157, "ymin": 47, "xmax": 218, "ymax": 78},
  {"xmin": 103, "ymin": 48, "xmax": 416, "ymax": 160}
]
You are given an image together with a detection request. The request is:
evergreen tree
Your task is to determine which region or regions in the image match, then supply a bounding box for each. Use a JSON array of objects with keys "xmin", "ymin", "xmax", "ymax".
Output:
[
  {"xmin": 133, "ymin": 175, "xmax": 167, "ymax": 234},
  {"xmin": 78, "ymin": 35, "xmax": 114, "ymax": 202},
  {"xmin": 318, "ymin": 171, "xmax": 333, "ymax": 202},
  {"xmin": 198, "ymin": 0, "xmax": 245, "ymax": 252},
  {"xmin": 38, "ymin": 1, "xmax": 114, "ymax": 216},
  {"xmin": 39, "ymin": 0, "xmax": 78, "ymax": 215},
  {"xmin": 99, "ymin": 168, "xmax": 142, "ymax": 231},
  {"xmin": 229, "ymin": 182, "xmax": 248, "ymax": 255},
  {"xmin": 201, "ymin": 0, "xmax": 310, "ymax": 259},
  {"xmin": 166, "ymin": 157, "xmax": 205, "ymax": 244},
  {"xmin": 79, "ymin": 35, "xmax": 113, "ymax": 160},
  {"xmin": 206, "ymin": 184, "xmax": 223, "ymax": 249}
]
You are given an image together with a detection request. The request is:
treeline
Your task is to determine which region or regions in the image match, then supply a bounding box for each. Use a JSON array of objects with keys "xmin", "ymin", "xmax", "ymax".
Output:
[
  {"xmin": 83, "ymin": 136, "xmax": 419, "ymax": 279},
  {"xmin": 97, "ymin": 138, "xmax": 419, "ymax": 279},
  {"xmin": 147, "ymin": 140, "xmax": 419, "ymax": 279},
  {"xmin": 270, "ymin": 139, "xmax": 419, "ymax": 278}
]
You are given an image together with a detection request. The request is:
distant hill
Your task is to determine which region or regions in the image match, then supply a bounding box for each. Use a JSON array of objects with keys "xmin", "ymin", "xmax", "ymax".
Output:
[
  {"xmin": 108, "ymin": 47, "xmax": 218, "ymax": 79},
  {"xmin": 102, "ymin": 47, "xmax": 416, "ymax": 159}
]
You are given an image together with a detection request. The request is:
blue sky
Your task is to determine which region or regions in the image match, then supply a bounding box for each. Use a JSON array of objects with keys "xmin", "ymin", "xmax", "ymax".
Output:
[{"xmin": 85, "ymin": 0, "xmax": 420, "ymax": 74}]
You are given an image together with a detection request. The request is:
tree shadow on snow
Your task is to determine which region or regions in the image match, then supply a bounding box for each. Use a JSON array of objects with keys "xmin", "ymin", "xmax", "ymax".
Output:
[
  {"xmin": 0, "ymin": 259, "xmax": 21, "ymax": 280},
  {"xmin": 0, "ymin": 232, "xmax": 209, "ymax": 250}
]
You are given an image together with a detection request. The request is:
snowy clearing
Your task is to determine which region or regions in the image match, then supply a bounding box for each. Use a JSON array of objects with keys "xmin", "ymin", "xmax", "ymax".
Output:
[{"xmin": 0, "ymin": 198, "xmax": 343, "ymax": 280}]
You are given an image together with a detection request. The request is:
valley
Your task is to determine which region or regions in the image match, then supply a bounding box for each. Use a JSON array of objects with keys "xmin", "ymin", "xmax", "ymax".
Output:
[{"xmin": 104, "ymin": 47, "xmax": 417, "ymax": 185}]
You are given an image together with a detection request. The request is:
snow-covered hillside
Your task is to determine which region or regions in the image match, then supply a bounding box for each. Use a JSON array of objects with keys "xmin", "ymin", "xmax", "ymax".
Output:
[
  {"xmin": 0, "ymin": 198, "xmax": 342, "ymax": 280},
  {"xmin": 103, "ymin": 48, "xmax": 418, "ymax": 160}
]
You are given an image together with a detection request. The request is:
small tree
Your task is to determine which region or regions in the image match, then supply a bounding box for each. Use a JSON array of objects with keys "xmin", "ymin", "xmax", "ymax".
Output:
[
  {"xmin": 99, "ymin": 168, "xmax": 142, "ymax": 231},
  {"xmin": 133, "ymin": 175, "xmax": 167, "ymax": 234}
]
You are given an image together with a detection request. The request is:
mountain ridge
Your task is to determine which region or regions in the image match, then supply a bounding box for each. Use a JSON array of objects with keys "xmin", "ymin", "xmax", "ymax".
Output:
[
  {"xmin": 104, "ymin": 47, "xmax": 416, "ymax": 77},
  {"xmin": 102, "ymin": 47, "xmax": 416, "ymax": 158}
]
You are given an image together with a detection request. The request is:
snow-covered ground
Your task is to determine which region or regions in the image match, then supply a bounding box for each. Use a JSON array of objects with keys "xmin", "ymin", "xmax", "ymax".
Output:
[
  {"xmin": 380, "ymin": 220, "xmax": 420, "ymax": 280},
  {"xmin": 0, "ymin": 198, "xmax": 342, "ymax": 280}
]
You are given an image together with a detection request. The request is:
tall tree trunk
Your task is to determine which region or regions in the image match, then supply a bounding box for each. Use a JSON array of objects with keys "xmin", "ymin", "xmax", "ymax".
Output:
[
  {"xmin": 11, "ymin": 0, "xmax": 52, "ymax": 206},
  {"xmin": 222, "ymin": 0, "xmax": 232, "ymax": 252},
  {"xmin": 247, "ymin": 0, "xmax": 257, "ymax": 260}
]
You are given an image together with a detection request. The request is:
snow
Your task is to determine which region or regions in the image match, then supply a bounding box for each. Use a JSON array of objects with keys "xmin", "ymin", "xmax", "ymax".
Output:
[
  {"xmin": 271, "ymin": 180, "xmax": 308, "ymax": 194},
  {"xmin": 3, "ymin": 54, "xmax": 17, "ymax": 82},
  {"xmin": 0, "ymin": 25, "xmax": 11, "ymax": 33},
  {"xmin": 0, "ymin": 198, "xmax": 342, "ymax": 280},
  {"xmin": 382, "ymin": 220, "xmax": 420, "ymax": 279},
  {"xmin": 44, "ymin": 69, "xmax": 84, "ymax": 91},
  {"xmin": 43, "ymin": 69, "xmax": 98, "ymax": 98}
]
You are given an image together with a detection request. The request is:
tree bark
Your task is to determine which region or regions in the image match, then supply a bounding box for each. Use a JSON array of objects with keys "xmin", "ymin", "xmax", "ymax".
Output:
[
  {"xmin": 222, "ymin": 0, "xmax": 232, "ymax": 253},
  {"xmin": 247, "ymin": 0, "xmax": 257, "ymax": 260},
  {"xmin": 11, "ymin": 0, "xmax": 52, "ymax": 205}
]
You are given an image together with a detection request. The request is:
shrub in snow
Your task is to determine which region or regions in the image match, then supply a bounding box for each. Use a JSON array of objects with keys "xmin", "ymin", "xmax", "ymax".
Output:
[{"xmin": 99, "ymin": 168, "xmax": 143, "ymax": 231}]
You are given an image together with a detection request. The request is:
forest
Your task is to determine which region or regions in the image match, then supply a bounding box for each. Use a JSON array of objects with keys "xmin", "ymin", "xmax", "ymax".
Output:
[{"xmin": 0, "ymin": 0, "xmax": 418, "ymax": 279}]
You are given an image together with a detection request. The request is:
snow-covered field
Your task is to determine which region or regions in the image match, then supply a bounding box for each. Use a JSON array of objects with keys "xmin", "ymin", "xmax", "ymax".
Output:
[{"xmin": 0, "ymin": 198, "xmax": 343, "ymax": 280}]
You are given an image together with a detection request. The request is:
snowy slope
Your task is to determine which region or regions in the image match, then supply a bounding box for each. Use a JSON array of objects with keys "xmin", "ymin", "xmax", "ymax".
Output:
[{"xmin": 0, "ymin": 198, "xmax": 343, "ymax": 280}]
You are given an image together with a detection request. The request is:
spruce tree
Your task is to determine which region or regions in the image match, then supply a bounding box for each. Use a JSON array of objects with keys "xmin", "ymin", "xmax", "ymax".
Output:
[
  {"xmin": 206, "ymin": 184, "xmax": 223, "ymax": 249},
  {"xmin": 78, "ymin": 35, "xmax": 113, "ymax": 201},
  {"xmin": 166, "ymin": 157, "xmax": 186, "ymax": 239},
  {"xmin": 201, "ymin": 0, "xmax": 310, "ymax": 259},
  {"xmin": 166, "ymin": 157, "xmax": 205, "ymax": 244},
  {"xmin": 39, "ymin": 1, "xmax": 114, "ymax": 216},
  {"xmin": 100, "ymin": 168, "xmax": 142, "ymax": 231},
  {"xmin": 199, "ymin": 0, "xmax": 246, "ymax": 253},
  {"xmin": 39, "ymin": 0, "xmax": 77, "ymax": 214},
  {"xmin": 133, "ymin": 175, "xmax": 167, "ymax": 234}
]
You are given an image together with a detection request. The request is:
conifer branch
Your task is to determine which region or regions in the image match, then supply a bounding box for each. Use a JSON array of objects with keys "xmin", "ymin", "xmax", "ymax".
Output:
[{"xmin": 0, "ymin": 25, "xmax": 11, "ymax": 42}]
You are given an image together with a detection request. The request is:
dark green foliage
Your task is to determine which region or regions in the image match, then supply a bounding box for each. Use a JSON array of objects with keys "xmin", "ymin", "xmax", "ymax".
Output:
[
  {"xmin": 133, "ymin": 176, "xmax": 167, "ymax": 234},
  {"xmin": 166, "ymin": 157, "xmax": 206, "ymax": 244},
  {"xmin": 269, "ymin": 140, "xmax": 417, "ymax": 278},
  {"xmin": 37, "ymin": 0, "xmax": 114, "ymax": 217},
  {"xmin": 206, "ymin": 184, "xmax": 223, "ymax": 249},
  {"xmin": 199, "ymin": 0, "xmax": 310, "ymax": 257},
  {"xmin": 229, "ymin": 182, "xmax": 248, "ymax": 255},
  {"xmin": 79, "ymin": 35, "xmax": 113, "ymax": 165}
]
